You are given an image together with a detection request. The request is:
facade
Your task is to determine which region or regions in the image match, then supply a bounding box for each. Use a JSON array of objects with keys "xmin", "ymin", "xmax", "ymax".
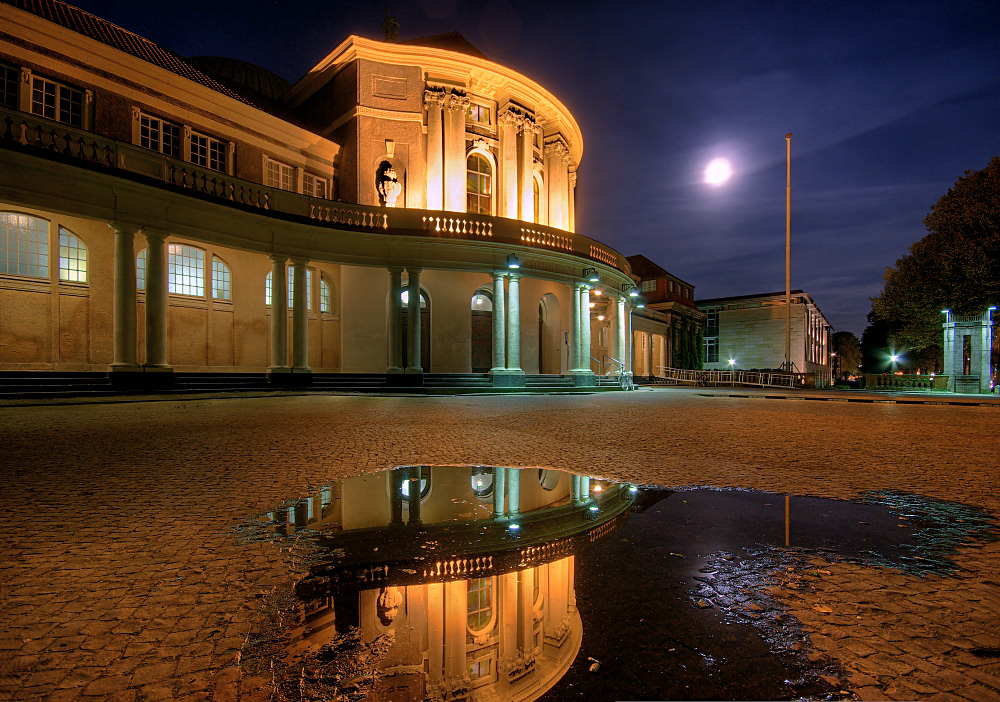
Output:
[
  {"xmin": 0, "ymin": 1, "xmax": 639, "ymax": 388},
  {"xmin": 625, "ymin": 254, "xmax": 704, "ymax": 377},
  {"xmin": 697, "ymin": 290, "xmax": 833, "ymax": 385}
]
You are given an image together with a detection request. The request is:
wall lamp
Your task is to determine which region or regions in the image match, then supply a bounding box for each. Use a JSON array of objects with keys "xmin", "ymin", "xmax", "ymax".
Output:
[
  {"xmin": 507, "ymin": 254, "xmax": 520, "ymax": 269},
  {"xmin": 584, "ymin": 268, "xmax": 599, "ymax": 282},
  {"xmin": 622, "ymin": 283, "xmax": 639, "ymax": 297}
]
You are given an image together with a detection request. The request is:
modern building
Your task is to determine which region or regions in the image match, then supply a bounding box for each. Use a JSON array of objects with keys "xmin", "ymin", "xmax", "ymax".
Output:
[
  {"xmin": 0, "ymin": 0, "xmax": 640, "ymax": 389},
  {"xmin": 625, "ymin": 254, "xmax": 704, "ymax": 377},
  {"xmin": 697, "ymin": 290, "xmax": 833, "ymax": 385}
]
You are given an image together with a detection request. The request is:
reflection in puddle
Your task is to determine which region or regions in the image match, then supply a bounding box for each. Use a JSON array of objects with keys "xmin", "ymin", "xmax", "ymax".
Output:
[{"xmin": 237, "ymin": 468, "xmax": 996, "ymax": 701}]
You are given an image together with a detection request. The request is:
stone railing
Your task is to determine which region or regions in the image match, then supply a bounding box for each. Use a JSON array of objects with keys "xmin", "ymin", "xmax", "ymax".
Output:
[
  {"xmin": 0, "ymin": 105, "xmax": 631, "ymax": 274},
  {"xmin": 862, "ymin": 374, "xmax": 948, "ymax": 391}
]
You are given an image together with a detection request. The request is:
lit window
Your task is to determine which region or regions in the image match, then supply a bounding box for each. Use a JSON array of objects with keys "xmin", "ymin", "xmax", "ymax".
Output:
[
  {"xmin": 400, "ymin": 289, "xmax": 428, "ymax": 309},
  {"xmin": 168, "ymin": 244, "xmax": 204, "ymax": 296},
  {"xmin": 320, "ymin": 277, "xmax": 331, "ymax": 313},
  {"xmin": 641, "ymin": 280, "xmax": 656, "ymax": 292},
  {"xmin": 266, "ymin": 158, "xmax": 294, "ymax": 191},
  {"xmin": 303, "ymin": 173, "xmax": 327, "ymax": 198},
  {"xmin": 467, "ymin": 577, "xmax": 493, "ymax": 631},
  {"xmin": 1, "ymin": 63, "xmax": 18, "ymax": 108},
  {"xmin": 265, "ymin": 267, "xmax": 312, "ymax": 309},
  {"xmin": 532, "ymin": 176, "xmax": 540, "ymax": 223},
  {"xmin": 212, "ymin": 256, "xmax": 231, "ymax": 301},
  {"xmin": 139, "ymin": 113, "xmax": 181, "ymax": 158},
  {"xmin": 58, "ymin": 228, "xmax": 87, "ymax": 282},
  {"xmin": 31, "ymin": 76, "xmax": 83, "ymax": 127},
  {"xmin": 466, "ymin": 153, "xmax": 492, "ymax": 215},
  {"xmin": 136, "ymin": 249, "xmax": 146, "ymax": 290},
  {"xmin": 190, "ymin": 131, "xmax": 226, "ymax": 172},
  {"xmin": 467, "ymin": 102, "xmax": 492, "ymax": 126},
  {"xmin": 469, "ymin": 657, "xmax": 492, "ymax": 681},
  {"xmin": 1, "ymin": 213, "xmax": 48, "ymax": 278}
]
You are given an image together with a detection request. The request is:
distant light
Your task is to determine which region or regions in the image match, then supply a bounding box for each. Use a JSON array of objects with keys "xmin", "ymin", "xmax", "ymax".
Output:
[
  {"xmin": 474, "ymin": 295, "xmax": 483, "ymax": 305},
  {"xmin": 589, "ymin": 302, "xmax": 596, "ymax": 309},
  {"xmin": 990, "ymin": 306, "xmax": 998, "ymax": 311},
  {"xmin": 593, "ymin": 485, "xmax": 603, "ymax": 492},
  {"xmin": 589, "ymin": 506, "xmax": 599, "ymax": 512},
  {"xmin": 636, "ymin": 302, "xmax": 645, "ymax": 309},
  {"xmin": 941, "ymin": 309, "xmax": 950, "ymax": 314},
  {"xmin": 629, "ymin": 288, "xmax": 639, "ymax": 298},
  {"xmin": 728, "ymin": 359, "xmax": 735, "ymax": 366},
  {"xmin": 891, "ymin": 354, "xmax": 899, "ymax": 363},
  {"xmin": 629, "ymin": 485, "xmax": 638, "ymax": 493},
  {"xmin": 705, "ymin": 158, "xmax": 733, "ymax": 185},
  {"xmin": 593, "ymin": 289, "xmax": 602, "ymax": 296}
]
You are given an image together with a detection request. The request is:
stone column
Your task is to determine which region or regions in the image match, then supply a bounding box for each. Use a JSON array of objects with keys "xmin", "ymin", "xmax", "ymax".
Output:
[
  {"xmin": 269, "ymin": 254, "xmax": 288, "ymax": 369},
  {"xmin": 570, "ymin": 283, "xmax": 582, "ymax": 371},
  {"xmin": 291, "ymin": 258, "xmax": 310, "ymax": 370},
  {"xmin": 580, "ymin": 287, "xmax": 592, "ymax": 373},
  {"xmin": 499, "ymin": 108, "xmax": 520, "ymax": 219},
  {"xmin": 424, "ymin": 91, "xmax": 446, "ymax": 211},
  {"xmin": 443, "ymin": 92, "xmax": 470, "ymax": 212},
  {"xmin": 580, "ymin": 476, "xmax": 590, "ymax": 501},
  {"xmin": 406, "ymin": 268, "xmax": 422, "ymax": 372},
  {"xmin": 110, "ymin": 223, "xmax": 138, "ymax": 368},
  {"xmin": 427, "ymin": 582, "xmax": 444, "ymax": 685},
  {"xmin": 506, "ymin": 274, "xmax": 521, "ymax": 371},
  {"xmin": 388, "ymin": 267, "xmax": 403, "ymax": 371},
  {"xmin": 493, "ymin": 465, "xmax": 507, "ymax": 517},
  {"xmin": 519, "ymin": 121, "xmax": 536, "ymax": 222},
  {"xmin": 644, "ymin": 332, "xmax": 653, "ymax": 377},
  {"xmin": 568, "ymin": 170, "xmax": 577, "ymax": 233},
  {"xmin": 616, "ymin": 297, "xmax": 627, "ymax": 371},
  {"xmin": 545, "ymin": 139, "xmax": 569, "ymax": 230},
  {"xmin": 491, "ymin": 273, "xmax": 506, "ymax": 372},
  {"xmin": 143, "ymin": 229, "xmax": 169, "ymax": 368},
  {"xmin": 572, "ymin": 474, "xmax": 581, "ymax": 502},
  {"xmin": 444, "ymin": 580, "xmax": 466, "ymax": 679},
  {"xmin": 507, "ymin": 467, "xmax": 520, "ymax": 517},
  {"xmin": 389, "ymin": 468, "xmax": 404, "ymax": 526},
  {"xmin": 407, "ymin": 466, "xmax": 422, "ymax": 525}
]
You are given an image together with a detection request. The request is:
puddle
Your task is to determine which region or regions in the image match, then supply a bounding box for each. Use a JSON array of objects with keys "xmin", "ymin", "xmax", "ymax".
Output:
[{"xmin": 234, "ymin": 467, "xmax": 997, "ymax": 701}]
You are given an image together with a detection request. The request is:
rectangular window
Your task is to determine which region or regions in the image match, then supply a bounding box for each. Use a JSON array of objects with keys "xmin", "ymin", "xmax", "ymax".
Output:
[
  {"xmin": 139, "ymin": 113, "xmax": 181, "ymax": 158},
  {"xmin": 31, "ymin": 76, "xmax": 83, "ymax": 127},
  {"xmin": 167, "ymin": 244, "xmax": 205, "ymax": 296},
  {"xmin": 303, "ymin": 173, "xmax": 327, "ymax": 198},
  {"xmin": 705, "ymin": 338, "xmax": 719, "ymax": 363},
  {"xmin": 467, "ymin": 102, "xmax": 492, "ymax": 127},
  {"xmin": 212, "ymin": 256, "xmax": 231, "ymax": 301},
  {"xmin": 1, "ymin": 63, "xmax": 18, "ymax": 109},
  {"xmin": 191, "ymin": 131, "xmax": 226, "ymax": 172},
  {"xmin": 266, "ymin": 158, "xmax": 295, "ymax": 191},
  {"xmin": 705, "ymin": 309, "xmax": 719, "ymax": 336},
  {"xmin": 668, "ymin": 281, "xmax": 674, "ymax": 293},
  {"xmin": 641, "ymin": 280, "xmax": 656, "ymax": 292},
  {"xmin": 469, "ymin": 656, "xmax": 493, "ymax": 681}
]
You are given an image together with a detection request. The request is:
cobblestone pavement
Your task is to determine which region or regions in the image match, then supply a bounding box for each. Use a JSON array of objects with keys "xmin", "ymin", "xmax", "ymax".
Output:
[{"xmin": 1, "ymin": 388, "xmax": 999, "ymax": 701}]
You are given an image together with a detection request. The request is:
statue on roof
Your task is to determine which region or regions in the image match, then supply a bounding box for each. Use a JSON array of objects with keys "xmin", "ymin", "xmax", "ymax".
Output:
[{"xmin": 382, "ymin": 6, "xmax": 401, "ymax": 42}]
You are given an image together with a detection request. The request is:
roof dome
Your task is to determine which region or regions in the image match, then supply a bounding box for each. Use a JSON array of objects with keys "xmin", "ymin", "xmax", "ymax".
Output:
[{"xmin": 186, "ymin": 56, "xmax": 292, "ymax": 101}]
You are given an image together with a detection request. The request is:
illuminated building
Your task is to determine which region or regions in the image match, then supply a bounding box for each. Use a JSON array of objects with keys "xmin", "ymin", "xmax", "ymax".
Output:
[{"xmin": 0, "ymin": 0, "xmax": 638, "ymax": 389}]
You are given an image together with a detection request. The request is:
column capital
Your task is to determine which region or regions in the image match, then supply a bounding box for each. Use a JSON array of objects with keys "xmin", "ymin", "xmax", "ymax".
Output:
[
  {"xmin": 268, "ymin": 252, "xmax": 289, "ymax": 265},
  {"xmin": 445, "ymin": 92, "xmax": 471, "ymax": 111},
  {"xmin": 107, "ymin": 221, "xmax": 140, "ymax": 235},
  {"xmin": 497, "ymin": 107, "xmax": 523, "ymax": 129},
  {"xmin": 423, "ymin": 89, "xmax": 447, "ymax": 107},
  {"xmin": 143, "ymin": 227, "xmax": 169, "ymax": 242},
  {"xmin": 405, "ymin": 266, "xmax": 422, "ymax": 276},
  {"xmin": 388, "ymin": 265, "xmax": 404, "ymax": 274},
  {"xmin": 289, "ymin": 256, "xmax": 310, "ymax": 266}
]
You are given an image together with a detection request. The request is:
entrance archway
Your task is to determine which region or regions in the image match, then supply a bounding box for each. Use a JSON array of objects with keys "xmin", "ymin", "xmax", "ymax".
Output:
[
  {"xmin": 471, "ymin": 290, "xmax": 493, "ymax": 373},
  {"xmin": 401, "ymin": 288, "xmax": 430, "ymax": 371},
  {"xmin": 538, "ymin": 293, "xmax": 562, "ymax": 374}
]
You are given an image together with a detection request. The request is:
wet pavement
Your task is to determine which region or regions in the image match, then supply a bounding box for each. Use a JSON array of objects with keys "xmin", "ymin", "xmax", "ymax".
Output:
[{"xmin": 1, "ymin": 388, "xmax": 1000, "ymax": 701}]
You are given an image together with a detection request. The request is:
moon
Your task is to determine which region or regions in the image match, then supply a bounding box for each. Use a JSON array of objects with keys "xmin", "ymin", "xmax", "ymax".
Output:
[{"xmin": 704, "ymin": 158, "xmax": 733, "ymax": 185}]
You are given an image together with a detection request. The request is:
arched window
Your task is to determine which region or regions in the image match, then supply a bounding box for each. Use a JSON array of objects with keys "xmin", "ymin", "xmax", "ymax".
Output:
[
  {"xmin": 471, "ymin": 467, "xmax": 493, "ymax": 498},
  {"xmin": 168, "ymin": 244, "xmax": 204, "ymax": 296},
  {"xmin": 532, "ymin": 175, "xmax": 540, "ymax": 223},
  {"xmin": 1, "ymin": 213, "xmax": 48, "ymax": 278},
  {"xmin": 136, "ymin": 249, "xmax": 146, "ymax": 290},
  {"xmin": 467, "ymin": 577, "xmax": 493, "ymax": 632},
  {"xmin": 212, "ymin": 256, "xmax": 231, "ymax": 301},
  {"xmin": 320, "ymin": 277, "xmax": 332, "ymax": 313},
  {"xmin": 58, "ymin": 228, "xmax": 87, "ymax": 283},
  {"xmin": 265, "ymin": 268, "xmax": 312, "ymax": 309},
  {"xmin": 466, "ymin": 152, "xmax": 492, "ymax": 215}
]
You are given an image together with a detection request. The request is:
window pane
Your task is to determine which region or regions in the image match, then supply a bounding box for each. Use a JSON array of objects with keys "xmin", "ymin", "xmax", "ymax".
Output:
[
  {"xmin": 136, "ymin": 249, "xmax": 146, "ymax": 290},
  {"xmin": 1, "ymin": 213, "xmax": 48, "ymax": 277},
  {"xmin": 0, "ymin": 64, "xmax": 18, "ymax": 108},
  {"xmin": 212, "ymin": 256, "xmax": 231, "ymax": 301},
  {"xmin": 58, "ymin": 228, "xmax": 87, "ymax": 283},
  {"xmin": 320, "ymin": 278, "xmax": 330, "ymax": 313},
  {"xmin": 167, "ymin": 244, "xmax": 204, "ymax": 296}
]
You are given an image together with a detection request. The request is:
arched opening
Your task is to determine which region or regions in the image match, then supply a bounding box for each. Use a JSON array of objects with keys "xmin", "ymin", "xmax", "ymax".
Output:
[
  {"xmin": 400, "ymin": 287, "xmax": 430, "ymax": 371},
  {"xmin": 466, "ymin": 152, "xmax": 493, "ymax": 215},
  {"xmin": 470, "ymin": 289, "xmax": 493, "ymax": 373},
  {"xmin": 538, "ymin": 293, "xmax": 562, "ymax": 374}
]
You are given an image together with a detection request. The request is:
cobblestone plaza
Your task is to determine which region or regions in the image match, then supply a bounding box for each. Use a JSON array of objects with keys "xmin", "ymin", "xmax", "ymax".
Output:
[{"xmin": 1, "ymin": 388, "xmax": 999, "ymax": 701}]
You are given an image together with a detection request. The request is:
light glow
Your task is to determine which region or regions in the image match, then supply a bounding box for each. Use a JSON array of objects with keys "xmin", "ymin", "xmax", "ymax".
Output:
[{"xmin": 705, "ymin": 158, "xmax": 733, "ymax": 185}]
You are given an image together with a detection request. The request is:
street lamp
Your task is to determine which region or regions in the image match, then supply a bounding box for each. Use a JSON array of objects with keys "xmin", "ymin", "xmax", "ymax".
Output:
[{"xmin": 784, "ymin": 133, "xmax": 792, "ymax": 372}]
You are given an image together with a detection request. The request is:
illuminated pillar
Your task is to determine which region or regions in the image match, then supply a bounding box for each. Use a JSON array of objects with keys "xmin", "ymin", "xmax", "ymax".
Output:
[
  {"xmin": 500, "ymin": 571, "xmax": 518, "ymax": 659},
  {"xmin": 580, "ymin": 287, "xmax": 592, "ymax": 373},
  {"xmin": 616, "ymin": 298, "xmax": 627, "ymax": 370},
  {"xmin": 443, "ymin": 92, "xmax": 470, "ymax": 212},
  {"xmin": 110, "ymin": 223, "xmax": 137, "ymax": 368},
  {"xmin": 499, "ymin": 108, "xmax": 520, "ymax": 219},
  {"xmin": 406, "ymin": 268, "xmax": 422, "ymax": 372},
  {"xmin": 424, "ymin": 91, "xmax": 446, "ymax": 210},
  {"xmin": 518, "ymin": 567, "xmax": 534, "ymax": 653},
  {"xmin": 388, "ymin": 267, "xmax": 403, "ymax": 371},
  {"xmin": 570, "ymin": 283, "xmax": 582, "ymax": 371},
  {"xmin": 519, "ymin": 121, "xmax": 536, "ymax": 222},
  {"xmin": 269, "ymin": 254, "xmax": 288, "ymax": 369},
  {"xmin": 568, "ymin": 170, "xmax": 577, "ymax": 233},
  {"xmin": 444, "ymin": 580, "xmax": 465, "ymax": 679},
  {"xmin": 493, "ymin": 466, "xmax": 507, "ymax": 516},
  {"xmin": 507, "ymin": 274, "xmax": 521, "ymax": 371},
  {"xmin": 572, "ymin": 474, "xmax": 581, "ymax": 503},
  {"xmin": 544, "ymin": 139, "xmax": 569, "ymax": 230},
  {"xmin": 580, "ymin": 476, "xmax": 590, "ymax": 501},
  {"xmin": 291, "ymin": 258, "xmax": 309, "ymax": 370},
  {"xmin": 143, "ymin": 229, "xmax": 169, "ymax": 368},
  {"xmin": 491, "ymin": 273, "xmax": 506, "ymax": 372},
  {"xmin": 427, "ymin": 583, "xmax": 444, "ymax": 685},
  {"xmin": 644, "ymin": 332, "xmax": 653, "ymax": 377},
  {"xmin": 407, "ymin": 466, "xmax": 422, "ymax": 525},
  {"xmin": 507, "ymin": 468, "xmax": 520, "ymax": 516}
]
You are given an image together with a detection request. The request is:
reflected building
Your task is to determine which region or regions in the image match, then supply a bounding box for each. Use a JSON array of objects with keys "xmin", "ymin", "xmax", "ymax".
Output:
[{"xmin": 259, "ymin": 466, "xmax": 635, "ymax": 701}]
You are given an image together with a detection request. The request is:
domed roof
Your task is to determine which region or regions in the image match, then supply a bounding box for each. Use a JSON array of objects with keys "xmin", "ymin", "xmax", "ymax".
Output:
[{"xmin": 186, "ymin": 56, "xmax": 292, "ymax": 102}]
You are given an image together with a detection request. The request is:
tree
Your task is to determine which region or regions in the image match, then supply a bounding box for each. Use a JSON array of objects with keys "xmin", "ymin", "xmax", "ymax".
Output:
[
  {"xmin": 831, "ymin": 331, "xmax": 862, "ymax": 379},
  {"xmin": 869, "ymin": 156, "xmax": 1000, "ymax": 359}
]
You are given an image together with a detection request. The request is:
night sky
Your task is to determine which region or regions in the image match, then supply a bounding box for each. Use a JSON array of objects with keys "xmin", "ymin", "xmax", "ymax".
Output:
[{"xmin": 65, "ymin": 0, "xmax": 1000, "ymax": 335}]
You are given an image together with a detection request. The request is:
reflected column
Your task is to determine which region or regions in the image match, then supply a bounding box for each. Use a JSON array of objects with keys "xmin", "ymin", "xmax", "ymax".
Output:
[
  {"xmin": 507, "ymin": 468, "xmax": 520, "ymax": 517},
  {"xmin": 406, "ymin": 267, "xmax": 422, "ymax": 372},
  {"xmin": 387, "ymin": 267, "xmax": 403, "ymax": 371},
  {"xmin": 493, "ymin": 466, "xmax": 507, "ymax": 517},
  {"xmin": 407, "ymin": 466, "xmax": 422, "ymax": 525},
  {"xmin": 389, "ymin": 468, "xmax": 404, "ymax": 526}
]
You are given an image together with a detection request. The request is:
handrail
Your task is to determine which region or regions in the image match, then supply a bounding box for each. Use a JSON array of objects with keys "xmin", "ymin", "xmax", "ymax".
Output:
[
  {"xmin": 655, "ymin": 366, "xmax": 799, "ymax": 389},
  {"xmin": 0, "ymin": 105, "xmax": 632, "ymax": 275},
  {"xmin": 601, "ymin": 354, "xmax": 635, "ymax": 390}
]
